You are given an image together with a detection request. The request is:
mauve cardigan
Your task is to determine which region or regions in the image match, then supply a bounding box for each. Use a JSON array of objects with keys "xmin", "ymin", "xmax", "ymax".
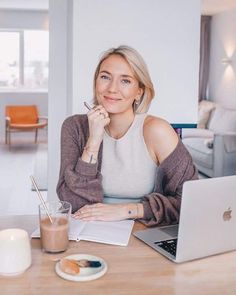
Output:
[{"xmin": 56, "ymin": 114, "xmax": 198, "ymax": 226}]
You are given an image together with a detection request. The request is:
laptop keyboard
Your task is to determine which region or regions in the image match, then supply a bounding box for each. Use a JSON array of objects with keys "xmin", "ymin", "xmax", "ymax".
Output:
[{"xmin": 154, "ymin": 238, "xmax": 177, "ymax": 257}]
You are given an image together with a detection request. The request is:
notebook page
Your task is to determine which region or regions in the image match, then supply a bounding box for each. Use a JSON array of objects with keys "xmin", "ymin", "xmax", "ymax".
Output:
[
  {"xmin": 78, "ymin": 220, "xmax": 134, "ymax": 246},
  {"xmin": 69, "ymin": 218, "xmax": 87, "ymax": 241}
]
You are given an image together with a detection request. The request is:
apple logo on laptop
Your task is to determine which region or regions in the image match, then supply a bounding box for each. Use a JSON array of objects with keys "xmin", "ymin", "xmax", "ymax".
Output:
[{"xmin": 223, "ymin": 207, "xmax": 232, "ymax": 221}]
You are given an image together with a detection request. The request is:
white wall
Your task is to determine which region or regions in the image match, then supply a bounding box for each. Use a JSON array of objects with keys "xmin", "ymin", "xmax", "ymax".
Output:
[
  {"xmin": 48, "ymin": 0, "xmax": 73, "ymax": 202},
  {"xmin": 75, "ymin": 0, "xmax": 200, "ymax": 125},
  {"xmin": 208, "ymin": 8, "xmax": 236, "ymax": 109}
]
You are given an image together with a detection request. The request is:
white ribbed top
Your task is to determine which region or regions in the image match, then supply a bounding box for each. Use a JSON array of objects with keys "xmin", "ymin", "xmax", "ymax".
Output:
[{"xmin": 101, "ymin": 113, "xmax": 157, "ymax": 204}]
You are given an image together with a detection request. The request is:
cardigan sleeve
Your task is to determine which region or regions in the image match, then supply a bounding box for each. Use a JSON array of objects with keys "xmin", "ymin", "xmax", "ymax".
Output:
[
  {"xmin": 140, "ymin": 140, "xmax": 198, "ymax": 226},
  {"xmin": 56, "ymin": 116, "xmax": 104, "ymax": 213}
]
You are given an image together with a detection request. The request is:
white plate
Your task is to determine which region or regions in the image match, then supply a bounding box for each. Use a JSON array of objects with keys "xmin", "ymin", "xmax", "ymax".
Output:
[{"xmin": 55, "ymin": 254, "xmax": 108, "ymax": 282}]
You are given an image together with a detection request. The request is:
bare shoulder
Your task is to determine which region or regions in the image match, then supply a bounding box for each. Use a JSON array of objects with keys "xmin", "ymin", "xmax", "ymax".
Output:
[{"xmin": 143, "ymin": 115, "xmax": 179, "ymax": 164}]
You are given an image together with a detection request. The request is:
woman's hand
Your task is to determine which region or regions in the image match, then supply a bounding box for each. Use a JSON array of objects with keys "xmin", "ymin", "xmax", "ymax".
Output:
[
  {"xmin": 86, "ymin": 105, "xmax": 110, "ymax": 149},
  {"xmin": 72, "ymin": 203, "xmax": 131, "ymax": 221}
]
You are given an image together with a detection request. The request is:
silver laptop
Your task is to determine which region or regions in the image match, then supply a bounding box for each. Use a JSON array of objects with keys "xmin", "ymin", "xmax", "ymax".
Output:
[{"xmin": 134, "ymin": 175, "xmax": 236, "ymax": 263}]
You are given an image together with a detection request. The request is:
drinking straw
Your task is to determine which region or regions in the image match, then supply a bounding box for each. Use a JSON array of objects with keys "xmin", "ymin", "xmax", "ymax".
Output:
[{"xmin": 30, "ymin": 175, "xmax": 53, "ymax": 224}]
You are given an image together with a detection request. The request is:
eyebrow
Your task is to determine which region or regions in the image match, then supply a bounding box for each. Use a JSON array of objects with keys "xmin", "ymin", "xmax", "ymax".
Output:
[{"xmin": 99, "ymin": 71, "xmax": 135, "ymax": 79}]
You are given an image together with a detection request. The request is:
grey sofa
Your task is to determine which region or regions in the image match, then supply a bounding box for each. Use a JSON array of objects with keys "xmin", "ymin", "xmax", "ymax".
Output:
[{"xmin": 182, "ymin": 103, "xmax": 236, "ymax": 177}]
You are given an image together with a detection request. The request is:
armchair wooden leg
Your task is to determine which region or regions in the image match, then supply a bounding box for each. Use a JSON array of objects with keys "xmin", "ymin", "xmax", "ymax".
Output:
[
  {"xmin": 5, "ymin": 129, "xmax": 7, "ymax": 144},
  {"xmin": 8, "ymin": 131, "xmax": 11, "ymax": 148},
  {"xmin": 35, "ymin": 129, "xmax": 38, "ymax": 143}
]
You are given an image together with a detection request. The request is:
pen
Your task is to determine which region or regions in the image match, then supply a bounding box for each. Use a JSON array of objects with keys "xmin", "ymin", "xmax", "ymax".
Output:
[{"xmin": 84, "ymin": 101, "xmax": 92, "ymax": 110}]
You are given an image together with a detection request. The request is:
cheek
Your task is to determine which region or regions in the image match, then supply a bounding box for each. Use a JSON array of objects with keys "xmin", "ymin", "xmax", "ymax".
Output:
[
  {"xmin": 126, "ymin": 87, "xmax": 140, "ymax": 99},
  {"xmin": 96, "ymin": 81, "xmax": 107, "ymax": 95},
  {"xmin": 95, "ymin": 81, "xmax": 102, "ymax": 96}
]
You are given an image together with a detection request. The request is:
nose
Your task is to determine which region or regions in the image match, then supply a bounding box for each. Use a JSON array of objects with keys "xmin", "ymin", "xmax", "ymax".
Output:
[{"xmin": 107, "ymin": 78, "xmax": 118, "ymax": 93}]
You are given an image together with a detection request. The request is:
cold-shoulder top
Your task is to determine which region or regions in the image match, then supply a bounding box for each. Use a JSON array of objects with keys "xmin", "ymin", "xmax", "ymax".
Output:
[{"xmin": 56, "ymin": 114, "xmax": 198, "ymax": 226}]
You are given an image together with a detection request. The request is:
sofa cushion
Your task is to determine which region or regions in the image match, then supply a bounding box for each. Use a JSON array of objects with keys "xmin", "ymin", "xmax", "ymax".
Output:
[
  {"xmin": 197, "ymin": 100, "xmax": 216, "ymax": 129},
  {"xmin": 182, "ymin": 137, "xmax": 213, "ymax": 169},
  {"xmin": 208, "ymin": 107, "xmax": 236, "ymax": 133}
]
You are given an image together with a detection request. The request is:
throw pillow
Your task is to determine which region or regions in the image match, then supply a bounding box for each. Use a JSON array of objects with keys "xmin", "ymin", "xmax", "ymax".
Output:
[
  {"xmin": 208, "ymin": 107, "xmax": 236, "ymax": 133},
  {"xmin": 197, "ymin": 100, "xmax": 216, "ymax": 129}
]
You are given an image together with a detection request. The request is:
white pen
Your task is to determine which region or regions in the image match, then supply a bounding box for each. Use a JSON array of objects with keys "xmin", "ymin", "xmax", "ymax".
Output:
[{"xmin": 84, "ymin": 101, "xmax": 92, "ymax": 110}]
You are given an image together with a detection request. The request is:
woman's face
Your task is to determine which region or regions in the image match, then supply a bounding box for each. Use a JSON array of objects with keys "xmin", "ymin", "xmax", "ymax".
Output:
[{"xmin": 95, "ymin": 54, "xmax": 143, "ymax": 114}]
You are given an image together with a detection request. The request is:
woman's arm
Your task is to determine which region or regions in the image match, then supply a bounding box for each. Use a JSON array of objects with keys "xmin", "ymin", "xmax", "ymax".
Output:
[
  {"xmin": 73, "ymin": 139, "xmax": 197, "ymax": 223},
  {"xmin": 140, "ymin": 139, "xmax": 198, "ymax": 226},
  {"xmin": 137, "ymin": 116, "xmax": 198, "ymax": 226},
  {"xmin": 56, "ymin": 115, "xmax": 104, "ymax": 213},
  {"xmin": 73, "ymin": 202, "xmax": 144, "ymax": 221},
  {"xmin": 70, "ymin": 115, "xmax": 197, "ymax": 222}
]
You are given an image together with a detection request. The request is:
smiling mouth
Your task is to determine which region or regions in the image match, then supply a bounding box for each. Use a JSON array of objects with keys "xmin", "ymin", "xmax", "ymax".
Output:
[{"xmin": 104, "ymin": 96, "xmax": 121, "ymax": 101}]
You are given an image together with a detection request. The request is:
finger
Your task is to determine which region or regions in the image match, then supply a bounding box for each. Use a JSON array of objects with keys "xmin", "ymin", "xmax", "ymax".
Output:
[
  {"xmin": 93, "ymin": 105, "xmax": 109, "ymax": 116},
  {"xmin": 98, "ymin": 112, "xmax": 107, "ymax": 119},
  {"xmin": 77, "ymin": 210, "xmax": 107, "ymax": 221},
  {"xmin": 72, "ymin": 205, "xmax": 89, "ymax": 217},
  {"xmin": 72, "ymin": 203, "xmax": 105, "ymax": 219},
  {"xmin": 74, "ymin": 212, "xmax": 100, "ymax": 220},
  {"xmin": 73, "ymin": 211, "xmax": 91, "ymax": 219},
  {"xmin": 87, "ymin": 104, "xmax": 109, "ymax": 120},
  {"xmin": 88, "ymin": 110, "xmax": 104, "ymax": 120},
  {"xmin": 104, "ymin": 117, "xmax": 111, "ymax": 126},
  {"xmin": 94, "ymin": 110, "xmax": 109, "ymax": 121},
  {"xmin": 72, "ymin": 211, "xmax": 79, "ymax": 217},
  {"xmin": 87, "ymin": 108, "xmax": 99, "ymax": 117},
  {"xmin": 93, "ymin": 203, "xmax": 104, "ymax": 207},
  {"xmin": 73, "ymin": 207, "xmax": 98, "ymax": 219},
  {"xmin": 92, "ymin": 105, "xmax": 104, "ymax": 112},
  {"xmin": 77, "ymin": 215, "xmax": 101, "ymax": 221},
  {"xmin": 72, "ymin": 209, "xmax": 85, "ymax": 217},
  {"xmin": 95, "ymin": 108, "xmax": 108, "ymax": 117},
  {"xmin": 86, "ymin": 105, "xmax": 103, "ymax": 117}
]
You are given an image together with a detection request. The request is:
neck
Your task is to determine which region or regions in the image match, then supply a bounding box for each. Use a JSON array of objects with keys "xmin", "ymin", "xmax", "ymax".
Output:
[{"xmin": 106, "ymin": 112, "xmax": 135, "ymax": 139}]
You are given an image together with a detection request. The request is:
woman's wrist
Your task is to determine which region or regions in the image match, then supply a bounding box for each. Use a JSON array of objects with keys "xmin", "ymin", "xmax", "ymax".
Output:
[
  {"xmin": 125, "ymin": 203, "xmax": 144, "ymax": 219},
  {"xmin": 81, "ymin": 139, "xmax": 101, "ymax": 164},
  {"xmin": 86, "ymin": 138, "xmax": 102, "ymax": 152},
  {"xmin": 81, "ymin": 146, "xmax": 99, "ymax": 164},
  {"xmin": 82, "ymin": 149, "xmax": 98, "ymax": 164}
]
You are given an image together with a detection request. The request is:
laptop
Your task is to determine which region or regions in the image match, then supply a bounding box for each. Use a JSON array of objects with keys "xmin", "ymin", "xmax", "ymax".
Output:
[{"xmin": 134, "ymin": 175, "xmax": 236, "ymax": 263}]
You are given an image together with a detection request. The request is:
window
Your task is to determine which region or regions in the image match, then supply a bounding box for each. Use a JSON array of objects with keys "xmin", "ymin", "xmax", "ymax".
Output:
[
  {"xmin": 0, "ymin": 30, "xmax": 49, "ymax": 90},
  {"xmin": 0, "ymin": 32, "xmax": 19, "ymax": 87}
]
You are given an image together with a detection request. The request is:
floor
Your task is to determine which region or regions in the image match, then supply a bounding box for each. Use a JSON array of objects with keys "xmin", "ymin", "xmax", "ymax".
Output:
[{"xmin": 0, "ymin": 132, "xmax": 47, "ymax": 216}]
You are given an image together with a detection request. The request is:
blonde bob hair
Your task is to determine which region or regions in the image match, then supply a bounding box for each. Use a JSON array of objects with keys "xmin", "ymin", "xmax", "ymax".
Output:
[{"xmin": 93, "ymin": 45, "xmax": 155, "ymax": 113}]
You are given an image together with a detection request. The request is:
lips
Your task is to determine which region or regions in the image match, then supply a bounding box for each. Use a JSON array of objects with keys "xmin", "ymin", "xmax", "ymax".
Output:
[{"xmin": 104, "ymin": 96, "xmax": 121, "ymax": 102}]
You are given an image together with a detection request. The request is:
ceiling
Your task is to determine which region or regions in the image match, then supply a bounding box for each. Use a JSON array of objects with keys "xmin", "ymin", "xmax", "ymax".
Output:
[{"xmin": 0, "ymin": 0, "xmax": 236, "ymax": 15}]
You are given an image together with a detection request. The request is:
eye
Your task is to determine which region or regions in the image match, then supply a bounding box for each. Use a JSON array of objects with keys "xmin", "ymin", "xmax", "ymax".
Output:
[
  {"xmin": 121, "ymin": 79, "xmax": 131, "ymax": 84},
  {"xmin": 100, "ymin": 74, "xmax": 110, "ymax": 80}
]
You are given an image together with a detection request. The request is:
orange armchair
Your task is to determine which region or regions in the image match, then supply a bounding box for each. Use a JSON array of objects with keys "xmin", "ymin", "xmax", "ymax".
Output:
[{"xmin": 5, "ymin": 105, "xmax": 48, "ymax": 146}]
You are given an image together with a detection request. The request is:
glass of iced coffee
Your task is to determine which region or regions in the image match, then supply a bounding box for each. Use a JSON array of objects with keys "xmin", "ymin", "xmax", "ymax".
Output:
[{"xmin": 39, "ymin": 201, "xmax": 71, "ymax": 253}]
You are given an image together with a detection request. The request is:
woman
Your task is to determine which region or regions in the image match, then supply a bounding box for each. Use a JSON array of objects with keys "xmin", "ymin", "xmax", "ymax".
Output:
[{"xmin": 57, "ymin": 45, "xmax": 198, "ymax": 226}]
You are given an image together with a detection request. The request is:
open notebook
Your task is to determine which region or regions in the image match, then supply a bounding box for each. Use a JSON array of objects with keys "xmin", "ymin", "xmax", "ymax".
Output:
[{"xmin": 31, "ymin": 218, "xmax": 134, "ymax": 246}]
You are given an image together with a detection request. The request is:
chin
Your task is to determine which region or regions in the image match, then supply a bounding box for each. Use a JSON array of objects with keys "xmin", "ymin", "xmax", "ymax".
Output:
[
  {"xmin": 105, "ymin": 108, "xmax": 119, "ymax": 114},
  {"xmin": 101, "ymin": 103, "xmax": 118, "ymax": 113}
]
